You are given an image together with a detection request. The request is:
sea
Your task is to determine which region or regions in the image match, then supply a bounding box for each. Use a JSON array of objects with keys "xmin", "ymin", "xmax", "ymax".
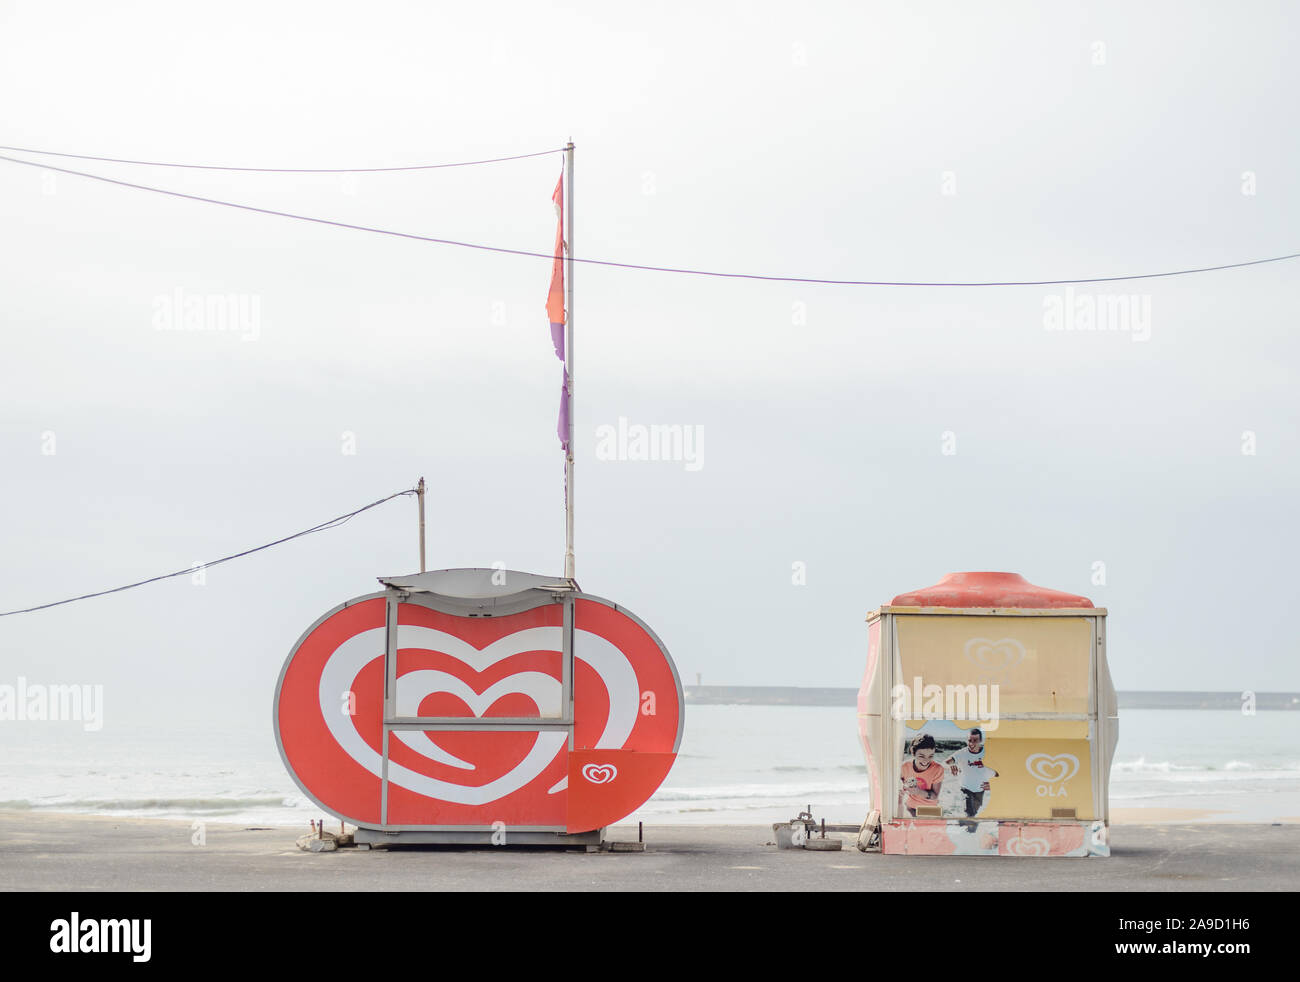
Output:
[{"xmin": 2, "ymin": 705, "xmax": 1298, "ymax": 828}]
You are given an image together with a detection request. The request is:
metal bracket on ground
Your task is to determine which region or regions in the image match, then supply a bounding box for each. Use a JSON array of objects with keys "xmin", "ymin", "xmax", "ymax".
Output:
[{"xmin": 857, "ymin": 810, "xmax": 882, "ymax": 853}]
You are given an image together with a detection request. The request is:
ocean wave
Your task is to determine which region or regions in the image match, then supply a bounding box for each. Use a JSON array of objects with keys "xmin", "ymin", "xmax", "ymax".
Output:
[
  {"xmin": 0, "ymin": 794, "xmax": 298, "ymax": 814},
  {"xmin": 642, "ymin": 795, "xmax": 868, "ymax": 813},
  {"xmin": 1112, "ymin": 757, "xmax": 1300, "ymax": 775},
  {"xmin": 653, "ymin": 781, "xmax": 868, "ymax": 802},
  {"xmin": 1112, "ymin": 769, "xmax": 1300, "ymax": 785},
  {"xmin": 1113, "ymin": 758, "xmax": 1202, "ymax": 774},
  {"xmin": 1109, "ymin": 787, "xmax": 1290, "ymax": 801}
]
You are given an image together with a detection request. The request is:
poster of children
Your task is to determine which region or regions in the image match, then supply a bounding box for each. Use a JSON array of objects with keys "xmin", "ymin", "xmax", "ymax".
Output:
[{"xmin": 900, "ymin": 720, "xmax": 999, "ymax": 819}]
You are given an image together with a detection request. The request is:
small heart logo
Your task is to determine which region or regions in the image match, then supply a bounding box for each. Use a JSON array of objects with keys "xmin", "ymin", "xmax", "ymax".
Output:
[
  {"xmin": 1025, "ymin": 753, "xmax": 1079, "ymax": 785},
  {"xmin": 963, "ymin": 637, "xmax": 1026, "ymax": 679},
  {"xmin": 581, "ymin": 763, "xmax": 618, "ymax": 785},
  {"xmin": 1007, "ymin": 835, "xmax": 1050, "ymax": 857}
]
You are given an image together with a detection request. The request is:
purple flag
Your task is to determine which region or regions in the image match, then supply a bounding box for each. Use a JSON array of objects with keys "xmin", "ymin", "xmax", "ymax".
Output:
[{"xmin": 557, "ymin": 371, "xmax": 570, "ymax": 452}]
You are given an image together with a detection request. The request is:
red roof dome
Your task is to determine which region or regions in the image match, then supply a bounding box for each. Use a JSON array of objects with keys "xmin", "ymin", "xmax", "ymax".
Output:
[{"xmin": 890, "ymin": 572, "xmax": 1093, "ymax": 609}]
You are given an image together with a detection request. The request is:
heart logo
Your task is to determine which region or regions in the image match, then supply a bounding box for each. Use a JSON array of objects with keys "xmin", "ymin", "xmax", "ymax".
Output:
[
  {"xmin": 276, "ymin": 592, "xmax": 684, "ymax": 833},
  {"xmin": 315, "ymin": 622, "xmax": 645, "ymax": 807},
  {"xmin": 581, "ymin": 763, "xmax": 618, "ymax": 785},
  {"xmin": 1025, "ymin": 753, "xmax": 1079, "ymax": 785},
  {"xmin": 391, "ymin": 667, "xmax": 563, "ymax": 779},
  {"xmin": 317, "ymin": 625, "xmax": 572, "ymax": 805},
  {"xmin": 394, "ymin": 671, "xmax": 563, "ymax": 798},
  {"xmin": 963, "ymin": 638, "xmax": 1025, "ymax": 679},
  {"xmin": 1007, "ymin": 835, "xmax": 1050, "ymax": 857}
]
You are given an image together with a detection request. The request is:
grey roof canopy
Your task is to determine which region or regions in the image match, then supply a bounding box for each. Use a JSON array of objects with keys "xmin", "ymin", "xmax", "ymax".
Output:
[{"xmin": 377, "ymin": 568, "xmax": 578, "ymax": 600}]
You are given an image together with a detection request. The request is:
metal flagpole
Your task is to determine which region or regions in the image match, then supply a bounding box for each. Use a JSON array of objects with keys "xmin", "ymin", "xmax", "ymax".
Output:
[
  {"xmin": 563, "ymin": 140, "xmax": 575, "ymax": 581},
  {"xmin": 416, "ymin": 476, "xmax": 426, "ymax": 573}
]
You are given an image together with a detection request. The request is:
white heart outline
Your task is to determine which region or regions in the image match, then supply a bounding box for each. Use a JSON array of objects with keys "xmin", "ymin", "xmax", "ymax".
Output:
[
  {"xmin": 392, "ymin": 670, "xmax": 562, "ymax": 770},
  {"xmin": 1025, "ymin": 753, "xmax": 1080, "ymax": 785},
  {"xmin": 963, "ymin": 637, "xmax": 1026, "ymax": 679},
  {"xmin": 315, "ymin": 623, "xmax": 641, "ymax": 806},
  {"xmin": 581, "ymin": 763, "xmax": 618, "ymax": 785},
  {"xmin": 1007, "ymin": 835, "xmax": 1051, "ymax": 857}
]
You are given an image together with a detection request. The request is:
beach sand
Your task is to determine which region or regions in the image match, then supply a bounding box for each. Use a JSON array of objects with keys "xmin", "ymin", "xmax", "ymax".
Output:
[
  {"xmin": 1, "ymin": 809, "xmax": 1296, "ymax": 891},
  {"xmin": 1110, "ymin": 808, "xmax": 1230, "ymax": 823}
]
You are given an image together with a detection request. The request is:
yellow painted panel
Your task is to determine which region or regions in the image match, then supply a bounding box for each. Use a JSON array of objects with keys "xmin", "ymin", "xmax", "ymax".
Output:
[
  {"xmin": 979, "ymin": 739, "xmax": 1095, "ymax": 820},
  {"xmin": 898, "ymin": 719, "xmax": 1090, "ymax": 739},
  {"xmin": 895, "ymin": 614, "xmax": 1092, "ymax": 716}
]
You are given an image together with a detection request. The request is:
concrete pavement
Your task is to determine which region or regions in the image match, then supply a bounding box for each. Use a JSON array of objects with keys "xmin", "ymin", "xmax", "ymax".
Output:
[{"xmin": 1, "ymin": 811, "xmax": 1294, "ymax": 891}]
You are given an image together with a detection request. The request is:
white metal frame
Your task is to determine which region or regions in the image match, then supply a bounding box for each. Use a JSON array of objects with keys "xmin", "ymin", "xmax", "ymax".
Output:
[{"xmin": 378, "ymin": 589, "xmax": 573, "ymax": 833}]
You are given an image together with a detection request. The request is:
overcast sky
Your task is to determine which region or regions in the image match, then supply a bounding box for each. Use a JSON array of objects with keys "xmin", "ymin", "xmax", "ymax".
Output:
[{"xmin": 1, "ymin": 0, "xmax": 1297, "ymax": 731}]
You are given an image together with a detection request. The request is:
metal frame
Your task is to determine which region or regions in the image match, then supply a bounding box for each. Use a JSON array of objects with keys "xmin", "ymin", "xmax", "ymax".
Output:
[
  {"xmin": 1089, "ymin": 614, "xmax": 1101, "ymax": 823},
  {"xmin": 383, "ymin": 588, "xmax": 570, "ymax": 725},
  {"xmin": 1094, "ymin": 613, "xmax": 1116, "ymax": 824},
  {"xmin": 353, "ymin": 827, "xmax": 603, "ymax": 846},
  {"xmin": 379, "ymin": 586, "xmax": 572, "ymax": 834}
]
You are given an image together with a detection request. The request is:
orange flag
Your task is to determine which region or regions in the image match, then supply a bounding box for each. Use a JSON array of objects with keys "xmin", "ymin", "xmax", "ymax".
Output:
[{"xmin": 546, "ymin": 174, "xmax": 565, "ymax": 359}]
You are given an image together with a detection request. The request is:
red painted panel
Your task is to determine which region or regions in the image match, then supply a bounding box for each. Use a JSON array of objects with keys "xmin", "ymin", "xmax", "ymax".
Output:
[
  {"xmin": 566, "ymin": 750, "xmax": 676, "ymax": 833},
  {"xmin": 890, "ymin": 572, "xmax": 1093, "ymax": 609},
  {"xmin": 277, "ymin": 599, "xmax": 386, "ymax": 826}
]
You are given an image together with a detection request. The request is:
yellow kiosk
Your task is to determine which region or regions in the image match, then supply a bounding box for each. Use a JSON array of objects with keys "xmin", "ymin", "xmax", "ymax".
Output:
[{"xmin": 859, "ymin": 572, "xmax": 1116, "ymax": 856}]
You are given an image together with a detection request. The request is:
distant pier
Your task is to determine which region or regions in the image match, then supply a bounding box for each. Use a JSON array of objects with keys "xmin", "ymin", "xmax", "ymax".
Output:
[{"xmin": 684, "ymin": 685, "xmax": 1300, "ymax": 710}]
